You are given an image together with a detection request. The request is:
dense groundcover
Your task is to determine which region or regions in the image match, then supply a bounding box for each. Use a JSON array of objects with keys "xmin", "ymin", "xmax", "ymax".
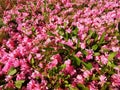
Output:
[{"xmin": 0, "ymin": 0, "xmax": 120, "ymax": 90}]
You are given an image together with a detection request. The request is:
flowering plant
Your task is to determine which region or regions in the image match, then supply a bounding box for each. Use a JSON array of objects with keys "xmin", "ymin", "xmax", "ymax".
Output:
[{"xmin": 0, "ymin": 0, "xmax": 120, "ymax": 90}]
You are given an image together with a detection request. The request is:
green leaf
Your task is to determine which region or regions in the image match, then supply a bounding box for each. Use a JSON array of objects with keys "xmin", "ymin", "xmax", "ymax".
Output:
[
  {"xmin": 48, "ymin": 67, "xmax": 58, "ymax": 76},
  {"xmin": 15, "ymin": 80, "xmax": 25, "ymax": 89},
  {"xmin": 0, "ymin": 18, "xmax": 4, "ymax": 28},
  {"xmin": 48, "ymin": 4, "xmax": 54, "ymax": 10},
  {"xmin": 30, "ymin": 58, "xmax": 35, "ymax": 65},
  {"xmin": 63, "ymin": 32, "xmax": 69, "ymax": 40},
  {"xmin": 69, "ymin": 87, "xmax": 79, "ymax": 90},
  {"xmin": 88, "ymin": 30, "xmax": 94, "ymax": 36},
  {"xmin": 108, "ymin": 52, "xmax": 117, "ymax": 60},
  {"xmin": 86, "ymin": 39, "xmax": 91, "ymax": 45},
  {"xmin": 76, "ymin": 39, "xmax": 80, "ymax": 49},
  {"xmin": 117, "ymin": 35, "xmax": 120, "ymax": 41},
  {"xmin": 47, "ymin": 31, "xmax": 56, "ymax": 36},
  {"xmin": 64, "ymin": 22, "xmax": 67, "ymax": 27},
  {"xmin": 107, "ymin": 61, "xmax": 116, "ymax": 67},
  {"xmin": 71, "ymin": 55, "xmax": 81, "ymax": 66},
  {"xmin": 82, "ymin": 50, "xmax": 88, "ymax": 56},
  {"xmin": 92, "ymin": 44, "xmax": 98, "ymax": 51},
  {"xmin": 94, "ymin": 52, "xmax": 100, "ymax": 56},
  {"xmin": 64, "ymin": 44, "xmax": 74, "ymax": 50},
  {"xmin": 83, "ymin": 62, "xmax": 92, "ymax": 70},
  {"xmin": 77, "ymin": 84, "xmax": 89, "ymax": 90},
  {"xmin": 86, "ymin": 30, "xmax": 94, "ymax": 40},
  {"xmin": 44, "ymin": 47, "xmax": 54, "ymax": 51},
  {"xmin": 65, "ymin": 75, "xmax": 70, "ymax": 79},
  {"xmin": 100, "ymin": 82, "xmax": 110, "ymax": 90},
  {"xmin": 58, "ymin": 27, "xmax": 65, "ymax": 36},
  {"xmin": 59, "ymin": 64, "xmax": 66, "ymax": 70},
  {"xmin": 99, "ymin": 32, "xmax": 106, "ymax": 45},
  {"xmin": 32, "ymin": 27, "xmax": 35, "ymax": 32},
  {"xmin": 8, "ymin": 68, "xmax": 17, "ymax": 75},
  {"xmin": 72, "ymin": 26, "xmax": 78, "ymax": 36},
  {"xmin": 95, "ymin": 34, "xmax": 99, "ymax": 41}
]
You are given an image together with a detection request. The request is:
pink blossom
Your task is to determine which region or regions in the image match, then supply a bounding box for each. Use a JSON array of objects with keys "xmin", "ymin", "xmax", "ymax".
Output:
[
  {"xmin": 76, "ymin": 75, "xmax": 84, "ymax": 84},
  {"xmin": 5, "ymin": 81, "xmax": 15, "ymax": 89},
  {"xmin": 52, "ymin": 54, "xmax": 62, "ymax": 63},
  {"xmin": 86, "ymin": 49, "xmax": 93, "ymax": 60},
  {"xmin": 100, "ymin": 55, "xmax": 108, "ymax": 65},
  {"xmin": 111, "ymin": 74, "xmax": 120, "ymax": 87},
  {"xmin": 99, "ymin": 75, "xmax": 107, "ymax": 86},
  {"xmin": 47, "ymin": 59, "xmax": 58, "ymax": 69},
  {"xmin": 13, "ymin": 59, "xmax": 20, "ymax": 67},
  {"xmin": 63, "ymin": 59, "xmax": 76, "ymax": 76},
  {"xmin": 75, "ymin": 51, "xmax": 82, "ymax": 57},
  {"xmin": 111, "ymin": 46, "xmax": 119, "ymax": 52},
  {"xmin": 5, "ymin": 75, "xmax": 13, "ymax": 82},
  {"xmin": 20, "ymin": 59, "xmax": 30, "ymax": 71},
  {"xmin": 31, "ymin": 70, "xmax": 41, "ymax": 79},
  {"xmin": 65, "ymin": 39, "xmax": 74, "ymax": 48},
  {"xmin": 2, "ymin": 61, "xmax": 13, "ymax": 73},
  {"xmin": 83, "ymin": 70, "xmax": 92, "ymax": 78},
  {"xmin": 116, "ymin": 52, "xmax": 120, "ymax": 59},
  {"xmin": 6, "ymin": 39, "xmax": 15, "ymax": 50},
  {"xmin": 27, "ymin": 80, "xmax": 40, "ymax": 90},
  {"xmin": 88, "ymin": 81, "xmax": 98, "ymax": 90},
  {"xmin": 80, "ymin": 42, "xmax": 86, "ymax": 49},
  {"xmin": 16, "ymin": 72, "xmax": 26, "ymax": 80}
]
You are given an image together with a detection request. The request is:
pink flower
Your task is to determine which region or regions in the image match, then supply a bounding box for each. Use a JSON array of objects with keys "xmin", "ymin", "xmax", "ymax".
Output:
[
  {"xmin": 99, "ymin": 75, "xmax": 107, "ymax": 86},
  {"xmin": 27, "ymin": 80, "xmax": 40, "ymax": 90},
  {"xmin": 83, "ymin": 70, "xmax": 92, "ymax": 78},
  {"xmin": 116, "ymin": 51, "xmax": 120, "ymax": 59},
  {"xmin": 66, "ymin": 28, "xmax": 72, "ymax": 33},
  {"xmin": 100, "ymin": 55, "xmax": 108, "ymax": 65},
  {"xmin": 6, "ymin": 39, "xmax": 15, "ymax": 50},
  {"xmin": 16, "ymin": 72, "xmax": 25, "ymax": 80},
  {"xmin": 76, "ymin": 75, "xmax": 84, "ymax": 84},
  {"xmin": 80, "ymin": 42, "xmax": 86, "ymax": 49},
  {"xmin": 75, "ymin": 51, "xmax": 82, "ymax": 57},
  {"xmin": 13, "ymin": 59, "xmax": 20, "ymax": 67},
  {"xmin": 65, "ymin": 39, "xmax": 74, "ymax": 48},
  {"xmin": 63, "ymin": 59, "xmax": 76, "ymax": 76},
  {"xmin": 5, "ymin": 75, "xmax": 13, "ymax": 82},
  {"xmin": 2, "ymin": 61, "xmax": 13, "ymax": 73},
  {"xmin": 88, "ymin": 81, "xmax": 98, "ymax": 90},
  {"xmin": 47, "ymin": 59, "xmax": 58, "ymax": 69},
  {"xmin": 52, "ymin": 54, "xmax": 62, "ymax": 63},
  {"xmin": 35, "ymin": 53, "xmax": 43, "ymax": 60},
  {"xmin": 111, "ymin": 46, "xmax": 119, "ymax": 52},
  {"xmin": 20, "ymin": 59, "xmax": 30, "ymax": 71},
  {"xmin": 86, "ymin": 49, "xmax": 93, "ymax": 60},
  {"xmin": 31, "ymin": 70, "xmax": 41, "ymax": 79},
  {"xmin": 5, "ymin": 81, "xmax": 15, "ymax": 89},
  {"xmin": 111, "ymin": 74, "xmax": 120, "ymax": 87}
]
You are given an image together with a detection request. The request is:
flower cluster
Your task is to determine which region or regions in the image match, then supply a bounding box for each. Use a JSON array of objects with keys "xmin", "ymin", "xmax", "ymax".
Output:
[{"xmin": 0, "ymin": 0, "xmax": 120, "ymax": 90}]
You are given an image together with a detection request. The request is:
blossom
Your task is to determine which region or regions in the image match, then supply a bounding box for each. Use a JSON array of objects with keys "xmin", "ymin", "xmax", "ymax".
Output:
[
  {"xmin": 47, "ymin": 58, "xmax": 58, "ymax": 69},
  {"xmin": 100, "ymin": 55, "xmax": 108, "ymax": 65},
  {"xmin": 86, "ymin": 49, "xmax": 93, "ymax": 60},
  {"xmin": 27, "ymin": 80, "xmax": 40, "ymax": 90},
  {"xmin": 0, "ymin": 0, "xmax": 120, "ymax": 89},
  {"xmin": 76, "ymin": 75, "xmax": 84, "ymax": 84},
  {"xmin": 99, "ymin": 75, "xmax": 107, "ymax": 86},
  {"xmin": 88, "ymin": 81, "xmax": 98, "ymax": 90},
  {"xmin": 111, "ymin": 74, "xmax": 120, "ymax": 87},
  {"xmin": 63, "ymin": 59, "xmax": 76, "ymax": 76},
  {"xmin": 16, "ymin": 72, "xmax": 26, "ymax": 80},
  {"xmin": 31, "ymin": 70, "xmax": 41, "ymax": 79},
  {"xmin": 83, "ymin": 70, "xmax": 92, "ymax": 78}
]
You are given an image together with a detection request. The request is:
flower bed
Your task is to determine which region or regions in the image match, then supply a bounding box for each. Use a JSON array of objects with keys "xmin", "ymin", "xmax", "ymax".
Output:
[{"xmin": 0, "ymin": 0, "xmax": 120, "ymax": 90}]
